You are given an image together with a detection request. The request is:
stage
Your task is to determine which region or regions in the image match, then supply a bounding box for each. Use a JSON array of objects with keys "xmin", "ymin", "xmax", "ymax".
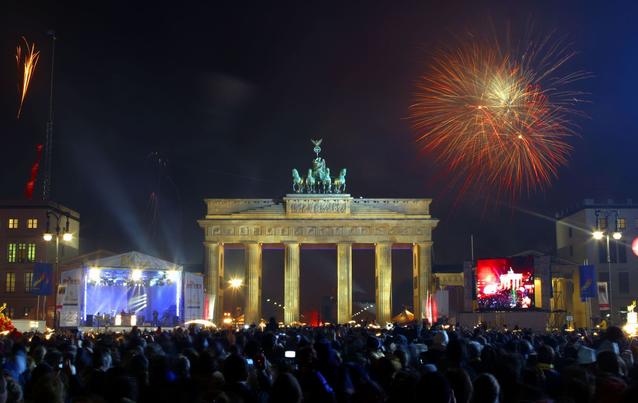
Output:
[
  {"xmin": 458, "ymin": 310, "xmax": 551, "ymax": 331},
  {"xmin": 59, "ymin": 252, "xmax": 204, "ymax": 328},
  {"xmin": 78, "ymin": 325, "xmax": 160, "ymax": 333}
]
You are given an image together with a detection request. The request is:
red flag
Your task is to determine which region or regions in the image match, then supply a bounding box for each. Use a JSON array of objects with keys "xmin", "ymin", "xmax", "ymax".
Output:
[{"xmin": 24, "ymin": 144, "xmax": 43, "ymax": 199}]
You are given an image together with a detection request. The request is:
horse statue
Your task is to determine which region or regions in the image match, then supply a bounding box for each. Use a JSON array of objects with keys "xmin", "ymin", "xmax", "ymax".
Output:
[
  {"xmin": 305, "ymin": 169, "xmax": 316, "ymax": 193},
  {"xmin": 312, "ymin": 157, "xmax": 326, "ymax": 179},
  {"xmin": 292, "ymin": 169, "xmax": 304, "ymax": 193},
  {"xmin": 320, "ymin": 167, "xmax": 332, "ymax": 193},
  {"xmin": 333, "ymin": 168, "xmax": 347, "ymax": 193}
]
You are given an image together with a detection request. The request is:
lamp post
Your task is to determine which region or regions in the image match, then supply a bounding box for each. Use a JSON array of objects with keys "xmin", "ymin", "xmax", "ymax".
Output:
[
  {"xmin": 43, "ymin": 211, "xmax": 73, "ymax": 328},
  {"xmin": 593, "ymin": 209, "xmax": 622, "ymax": 324}
]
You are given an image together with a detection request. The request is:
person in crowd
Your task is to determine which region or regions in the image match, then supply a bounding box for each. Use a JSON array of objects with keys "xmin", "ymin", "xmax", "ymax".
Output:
[
  {"xmin": 269, "ymin": 372, "xmax": 302, "ymax": 403},
  {"xmin": 472, "ymin": 373, "xmax": 500, "ymax": 403}
]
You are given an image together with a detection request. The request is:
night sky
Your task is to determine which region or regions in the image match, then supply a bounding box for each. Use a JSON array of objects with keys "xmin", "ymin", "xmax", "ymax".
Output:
[{"xmin": 2, "ymin": 1, "xmax": 638, "ymax": 317}]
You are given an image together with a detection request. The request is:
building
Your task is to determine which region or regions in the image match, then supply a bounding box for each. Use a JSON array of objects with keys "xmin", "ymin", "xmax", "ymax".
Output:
[
  {"xmin": 0, "ymin": 200, "xmax": 80, "ymax": 323},
  {"xmin": 556, "ymin": 198, "xmax": 638, "ymax": 322},
  {"xmin": 199, "ymin": 142, "xmax": 438, "ymax": 325}
]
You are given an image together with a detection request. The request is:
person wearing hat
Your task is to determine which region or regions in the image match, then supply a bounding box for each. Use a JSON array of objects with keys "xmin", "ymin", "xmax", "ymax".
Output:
[
  {"xmin": 577, "ymin": 346, "xmax": 597, "ymax": 367},
  {"xmin": 422, "ymin": 331, "xmax": 448, "ymax": 369}
]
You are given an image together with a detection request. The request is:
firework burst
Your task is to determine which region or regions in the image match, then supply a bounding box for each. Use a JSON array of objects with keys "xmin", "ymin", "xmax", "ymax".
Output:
[
  {"xmin": 16, "ymin": 36, "xmax": 40, "ymax": 119},
  {"xmin": 410, "ymin": 32, "xmax": 588, "ymax": 197}
]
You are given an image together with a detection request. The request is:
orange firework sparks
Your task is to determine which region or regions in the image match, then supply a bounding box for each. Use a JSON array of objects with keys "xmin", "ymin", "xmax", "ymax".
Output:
[
  {"xmin": 16, "ymin": 36, "xmax": 40, "ymax": 119},
  {"xmin": 410, "ymin": 32, "xmax": 588, "ymax": 197}
]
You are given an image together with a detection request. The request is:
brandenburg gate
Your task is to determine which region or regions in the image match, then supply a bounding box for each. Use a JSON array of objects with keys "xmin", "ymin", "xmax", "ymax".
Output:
[{"xmin": 199, "ymin": 140, "xmax": 438, "ymax": 325}]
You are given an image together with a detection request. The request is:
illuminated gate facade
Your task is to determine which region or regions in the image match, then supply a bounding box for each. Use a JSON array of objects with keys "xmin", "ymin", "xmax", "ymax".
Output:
[{"xmin": 198, "ymin": 195, "xmax": 438, "ymax": 325}]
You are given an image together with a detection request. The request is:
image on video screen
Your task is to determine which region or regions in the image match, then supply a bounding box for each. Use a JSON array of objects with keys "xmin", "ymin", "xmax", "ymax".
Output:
[{"xmin": 476, "ymin": 256, "xmax": 535, "ymax": 310}]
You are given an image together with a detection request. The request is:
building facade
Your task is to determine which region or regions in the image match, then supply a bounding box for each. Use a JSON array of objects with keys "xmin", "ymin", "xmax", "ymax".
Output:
[
  {"xmin": 0, "ymin": 200, "xmax": 80, "ymax": 322},
  {"xmin": 556, "ymin": 198, "xmax": 638, "ymax": 321}
]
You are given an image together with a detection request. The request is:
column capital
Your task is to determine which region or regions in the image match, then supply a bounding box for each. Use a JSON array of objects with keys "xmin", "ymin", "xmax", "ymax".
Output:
[
  {"xmin": 413, "ymin": 241, "xmax": 433, "ymax": 247},
  {"xmin": 203, "ymin": 241, "xmax": 224, "ymax": 247}
]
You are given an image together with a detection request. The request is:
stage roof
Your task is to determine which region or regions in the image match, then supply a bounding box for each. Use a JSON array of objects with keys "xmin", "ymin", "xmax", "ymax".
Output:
[{"xmin": 83, "ymin": 251, "xmax": 182, "ymax": 271}]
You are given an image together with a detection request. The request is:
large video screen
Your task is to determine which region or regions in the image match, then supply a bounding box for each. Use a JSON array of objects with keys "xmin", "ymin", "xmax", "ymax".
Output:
[{"xmin": 476, "ymin": 256, "xmax": 535, "ymax": 310}]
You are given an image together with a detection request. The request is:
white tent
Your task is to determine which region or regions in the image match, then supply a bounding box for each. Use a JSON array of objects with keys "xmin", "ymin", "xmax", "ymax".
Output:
[{"xmin": 86, "ymin": 251, "xmax": 182, "ymax": 272}]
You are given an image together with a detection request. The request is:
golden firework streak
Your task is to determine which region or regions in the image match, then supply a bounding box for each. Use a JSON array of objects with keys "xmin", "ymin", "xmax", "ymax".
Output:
[{"xmin": 16, "ymin": 37, "xmax": 40, "ymax": 119}]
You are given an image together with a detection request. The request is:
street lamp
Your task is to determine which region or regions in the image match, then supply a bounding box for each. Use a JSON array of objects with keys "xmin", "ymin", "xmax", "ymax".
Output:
[
  {"xmin": 225, "ymin": 277, "xmax": 244, "ymax": 326},
  {"xmin": 42, "ymin": 211, "xmax": 73, "ymax": 328},
  {"xmin": 228, "ymin": 278, "xmax": 244, "ymax": 290},
  {"xmin": 593, "ymin": 209, "xmax": 623, "ymax": 323}
]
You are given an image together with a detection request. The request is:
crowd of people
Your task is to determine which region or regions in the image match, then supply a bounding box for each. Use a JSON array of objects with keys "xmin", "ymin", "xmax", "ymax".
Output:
[{"xmin": 0, "ymin": 320, "xmax": 637, "ymax": 403}]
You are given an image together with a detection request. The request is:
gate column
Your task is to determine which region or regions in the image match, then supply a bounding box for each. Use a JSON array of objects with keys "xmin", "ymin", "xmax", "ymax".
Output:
[
  {"xmin": 413, "ymin": 242, "xmax": 432, "ymax": 321},
  {"xmin": 337, "ymin": 242, "xmax": 353, "ymax": 323},
  {"xmin": 244, "ymin": 242, "xmax": 262, "ymax": 325},
  {"xmin": 205, "ymin": 242, "xmax": 224, "ymax": 325},
  {"xmin": 284, "ymin": 242, "xmax": 300, "ymax": 324},
  {"xmin": 375, "ymin": 242, "xmax": 392, "ymax": 324}
]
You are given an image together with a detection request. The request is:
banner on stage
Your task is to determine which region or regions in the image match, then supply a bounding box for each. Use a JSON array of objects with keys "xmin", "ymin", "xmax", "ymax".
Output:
[
  {"xmin": 58, "ymin": 269, "xmax": 82, "ymax": 327},
  {"xmin": 31, "ymin": 263, "xmax": 53, "ymax": 295},
  {"xmin": 598, "ymin": 282, "xmax": 610, "ymax": 310},
  {"xmin": 579, "ymin": 265, "xmax": 597, "ymax": 300},
  {"xmin": 183, "ymin": 272, "xmax": 204, "ymax": 321},
  {"xmin": 435, "ymin": 289, "xmax": 449, "ymax": 318}
]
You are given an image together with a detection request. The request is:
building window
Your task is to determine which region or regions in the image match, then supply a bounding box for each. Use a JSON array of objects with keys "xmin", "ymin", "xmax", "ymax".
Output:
[
  {"xmin": 599, "ymin": 243, "xmax": 607, "ymax": 264},
  {"xmin": 7, "ymin": 243, "xmax": 17, "ymax": 263},
  {"xmin": 569, "ymin": 245, "xmax": 574, "ymax": 257},
  {"xmin": 27, "ymin": 218, "xmax": 38, "ymax": 229},
  {"xmin": 619, "ymin": 272, "xmax": 630, "ymax": 294},
  {"xmin": 568, "ymin": 227, "xmax": 573, "ymax": 238},
  {"xmin": 16, "ymin": 244, "xmax": 27, "ymax": 262},
  {"xmin": 616, "ymin": 218, "xmax": 626, "ymax": 231},
  {"xmin": 5, "ymin": 273, "xmax": 15, "ymax": 293},
  {"xmin": 8, "ymin": 218, "xmax": 18, "ymax": 229},
  {"xmin": 598, "ymin": 217, "xmax": 608, "ymax": 230},
  {"xmin": 599, "ymin": 241, "xmax": 628, "ymax": 264},
  {"xmin": 27, "ymin": 244, "xmax": 36, "ymax": 262},
  {"xmin": 23, "ymin": 307, "xmax": 32, "ymax": 318},
  {"xmin": 10, "ymin": 243, "xmax": 36, "ymax": 263},
  {"xmin": 25, "ymin": 272, "xmax": 33, "ymax": 292},
  {"xmin": 5, "ymin": 307, "xmax": 13, "ymax": 319},
  {"xmin": 610, "ymin": 240, "xmax": 618, "ymax": 263},
  {"xmin": 617, "ymin": 241, "xmax": 627, "ymax": 264}
]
